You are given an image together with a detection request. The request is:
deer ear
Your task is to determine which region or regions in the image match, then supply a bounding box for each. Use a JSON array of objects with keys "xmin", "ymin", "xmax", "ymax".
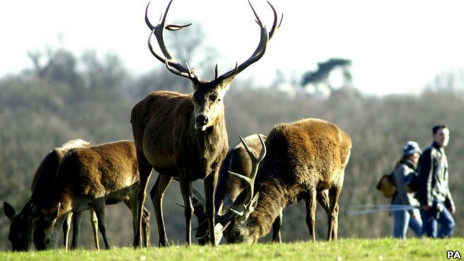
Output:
[
  {"xmin": 3, "ymin": 202, "xmax": 16, "ymax": 219},
  {"xmin": 218, "ymin": 79, "xmax": 233, "ymax": 93}
]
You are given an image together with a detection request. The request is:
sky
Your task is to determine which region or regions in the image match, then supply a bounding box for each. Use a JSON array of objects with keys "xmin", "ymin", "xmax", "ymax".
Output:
[{"xmin": 0, "ymin": 0, "xmax": 463, "ymax": 95}]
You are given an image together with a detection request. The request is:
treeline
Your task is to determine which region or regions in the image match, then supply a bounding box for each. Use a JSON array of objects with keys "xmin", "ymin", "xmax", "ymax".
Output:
[{"xmin": 1, "ymin": 48, "xmax": 464, "ymax": 250}]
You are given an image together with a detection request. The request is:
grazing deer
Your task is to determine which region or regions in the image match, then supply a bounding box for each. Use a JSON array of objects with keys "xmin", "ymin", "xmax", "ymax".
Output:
[
  {"xmin": 3, "ymin": 139, "xmax": 100, "ymax": 251},
  {"xmin": 220, "ymin": 118, "xmax": 352, "ymax": 243},
  {"xmin": 131, "ymin": 0, "xmax": 282, "ymax": 246},
  {"xmin": 32, "ymin": 140, "xmax": 150, "ymax": 250},
  {"xmin": 194, "ymin": 134, "xmax": 331, "ymax": 244},
  {"xmin": 193, "ymin": 134, "xmax": 268, "ymax": 245}
]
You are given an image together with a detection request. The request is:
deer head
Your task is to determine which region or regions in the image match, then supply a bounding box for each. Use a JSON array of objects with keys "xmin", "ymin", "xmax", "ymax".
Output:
[
  {"xmin": 217, "ymin": 134, "xmax": 266, "ymax": 243},
  {"xmin": 33, "ymin": 203, "xmax": 61, "ymax": 250},
  {"xmin": 191, "ymin": 134, "xmax": 266, "ymax": 244},
  {"xmin": 4, "ymin": 201, "xmax": 35, "ymax": 251},
  {"xmin": 145, "ymin": 0, "xmax": 282, "ymax": 131}
]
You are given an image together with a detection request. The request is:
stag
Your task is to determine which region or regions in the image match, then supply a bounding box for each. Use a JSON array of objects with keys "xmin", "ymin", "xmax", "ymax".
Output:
[
  {"xmin": 131, "ymin": 0, "xmax": 281, "ymax": 246},
  {"xmin": 194, "ymin": 134, "xmax": 332, "ymax": 244},
  {"xmin": 193, "ymin": 134, "xmax": 268, "ymax": 245},
  {"xmin": 3, "ymin": 139, "xmax": 101, "ymax": 251},
  {"xmin": 32, "ymin": 140, "xmax": 150, "ymax": 250},
  {"xmin": 220, "ymin": 118, "xmax": 352, "ymax": 243}
]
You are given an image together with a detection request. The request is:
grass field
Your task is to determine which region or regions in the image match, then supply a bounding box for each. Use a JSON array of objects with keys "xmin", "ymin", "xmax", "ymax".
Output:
[{"xmin": 1, "ymin": 238, "xmax": 463, "ymax": 261}]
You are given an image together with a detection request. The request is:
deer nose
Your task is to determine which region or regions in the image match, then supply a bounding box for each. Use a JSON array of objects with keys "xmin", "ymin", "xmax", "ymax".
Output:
[{"xmin": 196, "ymin": 114, "xmax": 209, "ymax": 126}]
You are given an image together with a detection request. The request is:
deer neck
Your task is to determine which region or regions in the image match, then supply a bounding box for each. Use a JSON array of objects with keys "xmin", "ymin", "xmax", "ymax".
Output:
[
  {"xmin": 42, "ymin": 185, "xmax": 73, "ymax": 219},
  {"xmin": 246, "ymin": 178, "xmax": 288, "ymax": 239}
]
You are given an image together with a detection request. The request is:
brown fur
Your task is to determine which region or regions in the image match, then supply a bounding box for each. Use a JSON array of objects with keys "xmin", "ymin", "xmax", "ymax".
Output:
[
  {"xmin": 131, "ymin": 88, "xmax": 230, "ymax": 246},
  {"xmin": 3, "ymin": 139, "xmax": 95, "ymax": 251},
  {"xmin": 135, "ymin": 0, "xmax": 281, "ymax": 246},
  {"xmin": 32, "ymin": 140, "xmax": 150, "ymax": 250},
  {"xmin": 195, "ymin": 134, "xmax": 332, "ymax": 244},
  {"xmin": 223, "ymin": 118, "xmax": 351, "ymax": 243}
]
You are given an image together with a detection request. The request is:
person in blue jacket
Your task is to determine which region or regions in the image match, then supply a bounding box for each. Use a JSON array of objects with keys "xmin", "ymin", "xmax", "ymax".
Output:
[{"xmin": 391, "ymin": 141, "xmax": 423, "ymax": 238}]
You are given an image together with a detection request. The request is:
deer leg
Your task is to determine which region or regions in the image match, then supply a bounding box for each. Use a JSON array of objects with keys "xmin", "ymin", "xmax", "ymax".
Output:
[
  {"xmin": 327, "ymin": 172, "xmax": 344, "ymax": 241},
  {"xmin": 271, "ymin": 208, "xmax": 283, "ymax": 243},
  {"xmin": 70, "ymin": 211, "xmax": 83, "ymax": 250},
  {"xmin": 328, "ymin": 184, "xmax": 342, "ymax": 241},
  {"xmin": 142, "ymin": 207, "xmax": 151, "ymax": 247},
  {"xmin": 62, "ymin": 212, "xmax": 72, "ymax": 250},
  {"xmin": 125, "ymin": 198, "xmax": 150, "ymax": 248},
  {"xmin": 150, "ymin": 174, "xmax": 173, "ymax": 247},
  {"xmin": 317, "ymin": 190, "xmax": 330, "ymax": 215},
  {"xmin": 304, "ymin": 188, "xmax": 317, "ymax": 241},
  {"xmin": 204, "ymin": 169, "xmax": 219, "ymax": 246},
  {"xmin": 179, "ymin": 175, "xmax": 194, "ymax": 245},
  {"xmin": 92, "ymin": 199, "xmax": 110, "ymax": 249},
  {"xmin": 88, "ymin": 209, "xmax": 100, "ymax": 250},
  {"xmin": 316, "ymin": 189, "xmax": 332, "ymax": 240},
  {"xmin": 134, "ymin": 151, "xmax": 153, "ymax": 248}
]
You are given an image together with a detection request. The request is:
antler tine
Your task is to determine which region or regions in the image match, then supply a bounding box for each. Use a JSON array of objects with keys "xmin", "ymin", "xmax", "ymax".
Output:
[
  {"xmin": 145, "ymin": 2, "xmax": 155, "ymax": 30},
  {"xmin": 239, "ymin": 135, "xmax": 257, "ymax": 161},
  {"xmin": 266, "ymin": 1, "xmax": 283, "ymax": 40},
  {"xmin": 256, "ymin": 134, "xmax": 266, "ymax": 162},
  {"xmin": 146, "ymin": 2, "xmax": 192, "ymax": 33},
  {"xmin": 147, "ymin": 29, "xmax": 167, "ymax": 65},
  {"xmin": 145, "ymin": 0, "xmax": 199, "ymax": 81},
  {"xmin": 248, "ymin": 0, "xmax": 263, "ymax": 27},
  {"xmin": 228, "ymin": 170, "xmax": 255, "ymax": 209},
  {"xmin": 228, "ymin": 170, "xmax": 252, "ymax": 185},
  {"xmin": 239, "ymin": 134, "xmax": 266, "ymax": 167},
  {"xmin": 165, "ymin": 23, "xmax": 192, "ymax": 31},
  {"xmin": 215, "ymin": 0, "xmax": 274, "ymax": 84},
  {"xmin": 155, "ymin": 0, "xmax": 175, "ymax": 60},
  {"xmin": 228, "ymin": 133, "xmax": 267, "ymax": 209}
]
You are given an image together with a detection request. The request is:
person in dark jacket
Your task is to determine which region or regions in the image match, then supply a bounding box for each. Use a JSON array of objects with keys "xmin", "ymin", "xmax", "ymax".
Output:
[
  {"xmin": 391, "ymin": 141, "xmax": 423, "ymax": 238},
  {"xmin": 418, "ymin": 124, "xmax": 455, "ymax": 238}
]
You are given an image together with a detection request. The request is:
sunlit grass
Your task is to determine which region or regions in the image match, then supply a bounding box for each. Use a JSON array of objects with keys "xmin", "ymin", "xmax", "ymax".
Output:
[{"xmin": 1, "ymin": 238, "xmax": 462, "ymax": 261}]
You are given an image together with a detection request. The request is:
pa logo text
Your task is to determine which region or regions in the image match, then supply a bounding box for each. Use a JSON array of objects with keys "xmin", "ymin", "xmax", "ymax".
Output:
[{"xmin": 448, "ymin": 251, "xmax": 461, "ymax": 259}]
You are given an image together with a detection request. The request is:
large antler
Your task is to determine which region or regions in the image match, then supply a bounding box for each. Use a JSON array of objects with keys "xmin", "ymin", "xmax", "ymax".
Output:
[
  {"xmin": 145, "ymin": 0, "xmax": 200, "ymax": 82},
  {"xmin": 228, "ymin": 134, "xmax": 266, "ymax": 217},
  {"xmin": 214, "ymin": 1, "xmax": 283, "ymax": 84},
  {"xmin": 145, "ymin": 0, "xmax": 282, "ymax": 84}
]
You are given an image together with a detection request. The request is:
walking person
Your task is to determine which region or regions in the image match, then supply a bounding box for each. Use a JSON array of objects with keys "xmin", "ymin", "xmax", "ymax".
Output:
[
  {"xmin": 391, "ymin": 141, "xmax": 423, "ymax": 238},
  {"xmin": 418, "ymin": 124, "xmax": 455, "ymax": 238}
]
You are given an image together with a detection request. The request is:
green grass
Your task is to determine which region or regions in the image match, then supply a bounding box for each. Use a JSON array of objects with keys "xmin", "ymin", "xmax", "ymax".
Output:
[{"xmin": 1, "ymin": 238, "xmax": 463, "ymax": 261}]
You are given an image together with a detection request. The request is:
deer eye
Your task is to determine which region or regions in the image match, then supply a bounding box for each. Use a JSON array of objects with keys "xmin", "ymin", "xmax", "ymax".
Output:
[
  {"xmin": 209, "ymin": 94, "xmax": 218, "ymax": 102},
  {"xmin": 193, "ymin": 92, "xmax": 202, "ymax": 102}
]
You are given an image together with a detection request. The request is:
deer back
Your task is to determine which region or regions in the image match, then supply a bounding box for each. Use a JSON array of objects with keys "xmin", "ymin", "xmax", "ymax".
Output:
[
  {"xmin": 30, "ymin": 139, "xmax": 91, "ymax": 206},
  {"xmin": 259, "ymin": 118, "xmax": 351, "ymax": 194},
  {"xmin": 39, "ymin": 140, "xmax": 138, "ymax": 217}
]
